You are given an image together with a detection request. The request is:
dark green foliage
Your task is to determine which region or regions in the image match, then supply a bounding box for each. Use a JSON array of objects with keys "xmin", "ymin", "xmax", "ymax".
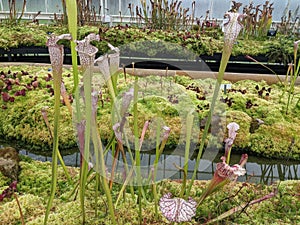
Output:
[
  {"xmin": 265, "ymin": 37, "xmax": 294, "ymax": 65},
  {"xmin": 1, "ymin": 23, "xmax": 298, "ymax": 58}
]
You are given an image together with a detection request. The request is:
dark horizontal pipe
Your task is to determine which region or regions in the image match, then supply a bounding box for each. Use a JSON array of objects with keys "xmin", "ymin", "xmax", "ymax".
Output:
[{"xmin": 0, "ymin": 47, "xmax": 289, "ymax": 75}]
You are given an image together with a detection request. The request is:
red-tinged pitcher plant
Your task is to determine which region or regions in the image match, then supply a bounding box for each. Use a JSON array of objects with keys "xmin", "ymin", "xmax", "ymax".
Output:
[
  {"xmin": 197, "ymin": 154, "xmax": 248, "ymax": 205},
  {"xmin": 111, "ymin": 88, "xmax": 134, "ymax": 190}
]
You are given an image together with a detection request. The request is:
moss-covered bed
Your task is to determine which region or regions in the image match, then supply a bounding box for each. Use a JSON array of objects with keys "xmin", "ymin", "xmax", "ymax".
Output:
[
  {"xmin": 0, "ymin": 156, "xmax": 299, "ymax": 224},
  {"xmin": 0, "ymin": 64, "xmax": 300, "ymax": 160}
]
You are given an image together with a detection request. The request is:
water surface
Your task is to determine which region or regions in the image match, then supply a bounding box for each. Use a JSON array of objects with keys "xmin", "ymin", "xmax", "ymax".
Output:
[{"xmin": 2, "ymin": 140, "xmax": 297, "ymax": 185}]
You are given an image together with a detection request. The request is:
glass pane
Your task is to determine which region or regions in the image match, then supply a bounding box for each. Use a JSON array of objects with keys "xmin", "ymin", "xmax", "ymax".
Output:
[
  {"xmin": 0, "ymin": 0, "xmax": 8, "ymax": 11},
  {"xmin": 0, "ymin": 1, "xmax": 24, "ymax": 12},
  {"xmin": 45, "ymin": 0, "xmax": 62, "ymax": 13},
  {"xmin": 26, "ymin": 0, "xmax": 45, "ymax": 12}
]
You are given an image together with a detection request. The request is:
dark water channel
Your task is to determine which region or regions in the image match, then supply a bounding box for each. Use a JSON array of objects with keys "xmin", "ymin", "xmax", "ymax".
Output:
[{"xmin": 1, "ymin": 140, "xmax": 299, "ymax": 185}]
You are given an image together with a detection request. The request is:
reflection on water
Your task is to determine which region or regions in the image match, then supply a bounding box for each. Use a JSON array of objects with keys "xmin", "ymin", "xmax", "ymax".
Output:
[{"xmin": 1, "ymin": 141, "xmax": 299, "ymax": 185}]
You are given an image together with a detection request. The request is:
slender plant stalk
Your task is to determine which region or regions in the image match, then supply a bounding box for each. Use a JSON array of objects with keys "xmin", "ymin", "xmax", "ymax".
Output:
[
  {"xmin": 65, "ymin": 0, "xmax": 82, "ymax": 138},
  {"xmin": 109, "ymin": 143, "xmax": 120, "ymax": 189},
  {"xmin": 151, "ymin": 125, "xmax": 170, "ymax": 184},
  {"xmin": 205, "ymin": 190, "xmax": 276, "ymax": 224},
  {"xmin": 75, "ymin": 33, "xmax": 105, "ymax": 223},
  {"xmin": 286, "ymin": 75, "xmax": 293, "ymax": 114},
  {"xmin": 131, "ymin": 74, "xmax": 149, "ymax": 222},
  {"xmin": 226, "ymin": 149, "xmax": 232, "ymax": 165},
  {"xmin": 93, "ymin": 43, "xmax": 120, "ymax": 224},
  {"xmin": 44, "ymin": 33, "xmax": 74, "ymax": 225},
  {"xmin": 112, "ymin": 138, "xmax": 135, "ymax": 198},
  {"xmin": 44, "ymin": 34, "xmax": 75, "ymax": 225},
  {"xmin": 115, "ymin": 165, "xmax": 135, "ymax": 207},
  {"xmin": 79, "ymin": 68, "xmax": 93, "ymax": 223},
  {"xmin": 97, "ymin": 56, "xmax": 135, "ymax": 207},
  {"xmin": 152, "ymin": 181, "xmax": 159, "ymax": 218},
  {"xmin": 279, "ymin": 66, "xmax": 291, "ymax": 103},
  {"xmin": 150, "ymin": 123, "xmax": 171, "ymax": 217},
  {"xmin": 186, "ymin": 48, "xmax": 230, "ymax": 197},
  {"xmin": 133, "ymin": 75, "xmax": 143, "ymax": 225},
  {"xmin": 44, "ymin": 46, "xmax": 62, "ymax": 225},
  {"xmin": 174, "ymin": 163, "xmax": 188, "ymax": 193},
  {"xmin": 197, "ymin": 179, "xmax": 230, "ymax": 207},
  {"xmin": 13, "ymin": 192, "xmax": 25, "ymax": 225},
  {"xmin": 92, "ymin": 126, "xmax": 100, "ymax": 218},
  {"xmin": 180, "ymin": 113, "xmax": 194, "ymax": 198},
  {"xmin": 152, "ymin": 119, "xmax": 162, "ymax": 217},
  {"xmin": 92, "ymin": 122, "xmax": 117, "ymax": 224},
  {"xmin": 245, "ymin": 55, "xmax": 283, "ymax": 86},
  {"xmin": 41, "ymin": 107, "xmax": 72, "ymax": 183},
  {"xmin": 17, "ymin": 0, "xmax": 26, "ymax": 24},
  {"xmin": 154, "ymin": 120, "xmax": 162, "ymax": 175}
]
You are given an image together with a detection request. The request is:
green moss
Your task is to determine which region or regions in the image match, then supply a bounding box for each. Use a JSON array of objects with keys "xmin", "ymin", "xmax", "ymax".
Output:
[
  {"xmin": 221, "ymin": 80, "xmax": 300, "ymax": 159},
  {"xmin": 140, "ymin": 96, "xmax": 179, "ymax": 116},
  {"xmin": 235, "ymin": 180, "xmax": 300, "ymax": 224},
  {"xmin": 0, "ymin": 194, "xmax": 45, "ymax": 225},
  {"xmin": 0, "ymin": 158, "xmax": 299, "ymax": 224},
  {"xmin": 0, "ymin": 65, "xmax": 300, "ymax": 159},
  {"xmin": 250, "ymin": 122, "xmax": 300, "ymax": 159}
]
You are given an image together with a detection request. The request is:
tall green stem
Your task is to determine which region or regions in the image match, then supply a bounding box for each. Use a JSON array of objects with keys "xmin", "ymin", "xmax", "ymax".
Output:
[
  {"xmin": 186, "ymin": 49, "xmax": 231, "ymax": 196},
  {"xmin": 79, "ymin": 68, "xmax": 92, "ymax": 223},
  {"xmin": 180, "ymin": 113, "xmax": 194, "ymax": 198},
  {"xmin": 152, "ymin": 120, "xmax": 162, "ymax": 217},
  {"xmin": 93, "ymin": 44, "xmax": 120, "ymax": 224},
  {"xmin": 44, "ymin": 34, "xmax": 72, "ymax": 225},
  {"xmin": 92, "ymin": 121, "xmax": 117, "ymax": 224},
  {"xmin": 133, "ymin": 76, "xmax": 143, "ymax": 224},
  {"xmin": 44, "ymin": 60, "xmax": 61, "ymax": 225}
]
